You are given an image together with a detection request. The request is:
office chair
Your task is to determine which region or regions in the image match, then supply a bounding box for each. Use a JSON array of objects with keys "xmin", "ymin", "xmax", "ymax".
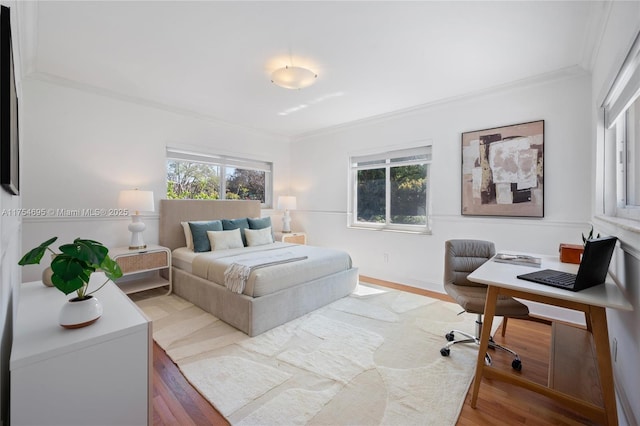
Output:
[{"xmin": 440, "ymin": 239, "xmax": 529, "ymax": 371}]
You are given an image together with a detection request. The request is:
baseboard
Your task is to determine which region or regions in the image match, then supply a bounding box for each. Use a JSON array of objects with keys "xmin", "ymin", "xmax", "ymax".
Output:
[
  {"xmin": 358, "ymin": 275, "xmax": 453, "ymax": 302},
  {"xmin": 614, "ymin": 371, "xmax": 639, "ymax": 426}
]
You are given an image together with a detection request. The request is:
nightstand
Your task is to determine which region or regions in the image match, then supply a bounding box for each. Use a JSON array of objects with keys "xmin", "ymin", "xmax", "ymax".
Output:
[
  {"xmin": 275, "ymin": 231, "xmax": 307, "ymax": 245},
  {"xmin": 110, "ymin": 245, "xmax": 172, "ymax": 295}
]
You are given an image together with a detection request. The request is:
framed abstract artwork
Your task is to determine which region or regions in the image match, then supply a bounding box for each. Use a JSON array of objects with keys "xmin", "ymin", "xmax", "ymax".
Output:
[{"xmin": 461, "ymin": 120, "xmax": 544, "ymax": 217}]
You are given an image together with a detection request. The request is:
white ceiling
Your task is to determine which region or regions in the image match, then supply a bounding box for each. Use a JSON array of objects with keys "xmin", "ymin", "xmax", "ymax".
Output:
[{"xmin": 21, "ymin": 1, "xmax": 606, "ymax": 139}]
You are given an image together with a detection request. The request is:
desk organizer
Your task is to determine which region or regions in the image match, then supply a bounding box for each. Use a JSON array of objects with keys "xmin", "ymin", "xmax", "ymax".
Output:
[{"xmin": 559, "ymin": 243, "xmax": 584, "ymax": 264}]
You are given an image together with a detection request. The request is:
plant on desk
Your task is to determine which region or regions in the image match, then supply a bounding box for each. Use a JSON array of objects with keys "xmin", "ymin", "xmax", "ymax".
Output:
[
  {"xmin": 582, "ymin": 225, "xmax": 600, "ymax": 246},
  {"xmin": 18, "ymin": 237, "xmax": 123, "ymax": 328}
]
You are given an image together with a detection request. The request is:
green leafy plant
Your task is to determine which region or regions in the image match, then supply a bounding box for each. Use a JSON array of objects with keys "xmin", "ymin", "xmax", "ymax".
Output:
[
  {"xmin": 18, "ymin": 237, "xmax": 123, "ymax": 299},
  {"xmin": 581, "ymin": 226, "xmax": 601, "ymax": 247}
]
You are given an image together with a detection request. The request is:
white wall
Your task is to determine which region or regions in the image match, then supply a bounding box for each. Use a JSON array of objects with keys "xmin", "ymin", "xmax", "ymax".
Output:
[
  {"xmin": 20, "ymin": 78, "xmax": 290, "ymax": 282},
  {"xmin": 291, "ymin": 70, "xmax": 592, "ymax": 296},
  {"xmin": 591, "ymin": 2, "xmax": 640, "ymax": 424}
]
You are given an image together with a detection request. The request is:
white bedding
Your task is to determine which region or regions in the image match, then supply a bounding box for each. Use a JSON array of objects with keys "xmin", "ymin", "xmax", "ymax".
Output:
[
  {"xmin": 224, "ymin": 250, "xmax": 308, "ymax": 294},
  {"xmin": 172, "ymin": 247, "xmax": 199, "ymax": 273},
  {"xmin": 172, "ymin": 242, "xmax": 352, "ymax": 297}
]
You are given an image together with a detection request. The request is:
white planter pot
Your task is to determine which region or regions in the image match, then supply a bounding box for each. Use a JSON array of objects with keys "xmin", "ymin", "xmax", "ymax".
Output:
[{"xmin": 58, "ymin": 295, "xmax": 103, "ymax": 329}]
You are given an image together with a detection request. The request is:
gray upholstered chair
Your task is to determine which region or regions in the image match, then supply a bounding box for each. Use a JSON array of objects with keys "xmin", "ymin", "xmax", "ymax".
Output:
[{"xmin": 440, "ymin": 239, "xmax": 529, "ymax": 370}]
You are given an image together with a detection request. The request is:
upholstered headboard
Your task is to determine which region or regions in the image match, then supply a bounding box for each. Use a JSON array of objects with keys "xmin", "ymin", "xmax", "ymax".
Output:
[{"xmin": 159, "ymin": 199, "xmax": 261, "ymax": 250}]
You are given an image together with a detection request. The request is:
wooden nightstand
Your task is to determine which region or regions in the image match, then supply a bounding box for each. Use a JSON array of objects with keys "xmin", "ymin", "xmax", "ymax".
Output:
[
  {"xmin": 110, "ymin": 245, "xmax": 172, "ymax": 295},
  {"xmin": 275, "ymin": 232, "xmax": 307, "ymax": 245}
]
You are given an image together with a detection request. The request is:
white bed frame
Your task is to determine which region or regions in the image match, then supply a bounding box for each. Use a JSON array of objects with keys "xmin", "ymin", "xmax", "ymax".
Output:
[{"xmin": 159, "ymin": 199, "xmax": 358, "ymax": 336}]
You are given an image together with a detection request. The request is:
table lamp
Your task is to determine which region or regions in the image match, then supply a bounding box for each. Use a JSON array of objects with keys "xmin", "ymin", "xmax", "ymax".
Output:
[
  {"xmin": 118, "ymin": 189, "xmax": 155, "ymax": 249},
  {"xmin": 277, "ymin": 195, "xmax": 297, "ymax": 233}
]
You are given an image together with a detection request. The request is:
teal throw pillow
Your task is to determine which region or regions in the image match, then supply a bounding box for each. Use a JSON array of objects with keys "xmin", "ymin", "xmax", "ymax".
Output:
[
  {"xmin": 248, "ymin": 217, "xmax": 272, "ymax": 230},
  {"xmin": 189, "ymin": 220, "xmax": 223, "ymax": 252},
  {"xmin": 222, "ymin": 218, "xmax": 250, "ymax": 246}
]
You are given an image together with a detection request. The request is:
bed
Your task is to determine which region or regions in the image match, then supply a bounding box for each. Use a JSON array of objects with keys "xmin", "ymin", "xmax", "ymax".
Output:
[{"xmin": 159, "ymin": 199, "xmax": 358, "ymax": 336}]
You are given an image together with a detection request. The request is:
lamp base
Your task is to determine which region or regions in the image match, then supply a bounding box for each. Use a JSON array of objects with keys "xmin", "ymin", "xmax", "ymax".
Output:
[
  {"xmin": 128, "ymin": 215, "xmax": 147, "ymax": 250},
  {"xmin": 281, "ymin": 210, "xmax": 292, "ymax": 233}
]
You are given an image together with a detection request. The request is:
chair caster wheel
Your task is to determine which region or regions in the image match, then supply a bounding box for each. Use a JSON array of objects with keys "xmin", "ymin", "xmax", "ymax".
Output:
[
  {"xmin": 445, "ymin": 332, "xmax": 455, "ymax": 342},
  {"xmin": 512, "ymin": 359, "xmax": 522, "ymax": 371},
  {"xmin": 440, "ymin": 347, "xmax": 450, "ymax": 357}
]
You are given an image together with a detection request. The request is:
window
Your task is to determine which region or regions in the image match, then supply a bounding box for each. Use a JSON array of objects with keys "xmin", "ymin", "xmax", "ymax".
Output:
[
  {"xmin": 602, "ymin": 31, "xmax": 640, "ymax": 220},
  {"xmin": 627, "ymin": 100, "xmax": 640, "ymax": 205},
  {"xmin": 349, "ymin": 146, "xmax": 431, "ymax": 232},
  {"xmin": 166, "ymin": 147, "xmax": 273, "ymax": 207}
]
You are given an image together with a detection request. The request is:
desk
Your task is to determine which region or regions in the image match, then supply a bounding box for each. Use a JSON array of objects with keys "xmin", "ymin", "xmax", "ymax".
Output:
[{"xmin": 468, "ymin": 255, "xmax": 632, "ymax": 426}]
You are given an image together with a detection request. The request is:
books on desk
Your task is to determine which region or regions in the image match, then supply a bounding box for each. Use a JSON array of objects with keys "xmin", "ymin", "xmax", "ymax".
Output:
[{"xmin": 494, "ymin": 253, "xmax": 542, "ymax": 268}]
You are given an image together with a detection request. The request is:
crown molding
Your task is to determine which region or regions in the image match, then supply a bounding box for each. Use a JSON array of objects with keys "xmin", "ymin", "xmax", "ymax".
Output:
[
  {"xmin": 13, "ymin": 0, "xmax": 37, "ymax": 79},
  {"xmin": 25, "ymin": 71, "xmax": 290, "ymax": 142},
  {"xmin": 291, "ymin": 65, "xmax": 590, "ymax": 142},
  {"xmin": 579, "ymin": 1, "xmax": 612, "ymax": 72}
]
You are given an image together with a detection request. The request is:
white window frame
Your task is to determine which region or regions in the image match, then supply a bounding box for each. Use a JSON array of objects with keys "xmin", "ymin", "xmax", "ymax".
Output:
[
  {"xmin": 602, "ymin": 30, "xmax": 640, "ymax": 221},
  {"xmin": 348, "ymin": 145, "xmax": 432, "ymax": 233},
  {"xmin": 166, "ymin": 147, "xmax": 273, "ymax": 208}
]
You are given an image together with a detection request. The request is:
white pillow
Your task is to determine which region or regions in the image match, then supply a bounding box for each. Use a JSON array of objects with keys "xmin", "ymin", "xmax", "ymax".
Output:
[
  {"xmin": 181, "ymin": 221, "xmax": 194, "ymax": 250},
  {"xmin": 245, "ymin": 226, "xmax": 274, "ymax": 247},
  {"xmin": 207, "ymin": 228, "xmax": 244, "ymax": 251}
]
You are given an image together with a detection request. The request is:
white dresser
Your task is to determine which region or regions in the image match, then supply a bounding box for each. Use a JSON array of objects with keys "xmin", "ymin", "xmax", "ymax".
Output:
[{"xmin": 10, "ymin": 275, "xmax": 151, "ymax": 425}]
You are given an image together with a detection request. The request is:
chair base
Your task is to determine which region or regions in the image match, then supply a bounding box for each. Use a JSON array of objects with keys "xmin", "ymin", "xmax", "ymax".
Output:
[{"xmin": 440, "ymin": 315, "xmax": 522, "ymax": 371}]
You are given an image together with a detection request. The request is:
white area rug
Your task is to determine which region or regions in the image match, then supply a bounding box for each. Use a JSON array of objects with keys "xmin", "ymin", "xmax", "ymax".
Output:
[{"xmin": 136, "ymin": 283, "xmax": 492, "ymax": 425}]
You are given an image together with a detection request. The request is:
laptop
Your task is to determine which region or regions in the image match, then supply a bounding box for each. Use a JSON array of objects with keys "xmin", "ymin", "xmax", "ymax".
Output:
[{"xmin": 517, "ymin": 236, "xmax": 617, "ymax": 291}]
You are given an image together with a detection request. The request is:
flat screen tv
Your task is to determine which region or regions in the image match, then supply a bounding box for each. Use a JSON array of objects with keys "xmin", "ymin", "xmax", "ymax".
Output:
[{"xmin": 0, "ymin": 5, "xmax": 18, "ymax": 195}]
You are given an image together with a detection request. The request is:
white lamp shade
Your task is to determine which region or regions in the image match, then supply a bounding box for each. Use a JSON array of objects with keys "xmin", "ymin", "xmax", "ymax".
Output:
[
  {"xmin": 118, "ymin": 190, "xmax": 155, "ymax": 214},
  {"xmin": 271, "ymin": 66, "xmax": 317, "ymax": 90},
  {"xmin": 277, "ymin": 196, "xmax": 297, "ymax": 211}
]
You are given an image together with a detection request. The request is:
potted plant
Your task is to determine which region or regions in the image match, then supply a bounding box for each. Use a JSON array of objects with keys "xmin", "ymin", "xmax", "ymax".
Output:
[
  {"xmin": 582, "ymin": 225, "xmax": 601, "ymax": 246},
  {"xmin": 18, "ymin": 237, "xmax": 123, "ymax": 328}
]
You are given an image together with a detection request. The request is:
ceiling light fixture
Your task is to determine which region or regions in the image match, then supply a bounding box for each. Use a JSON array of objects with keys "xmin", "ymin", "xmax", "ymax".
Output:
[{"xmin": 271, "ymin": 65, "xmax": 317, "ymax": 90}]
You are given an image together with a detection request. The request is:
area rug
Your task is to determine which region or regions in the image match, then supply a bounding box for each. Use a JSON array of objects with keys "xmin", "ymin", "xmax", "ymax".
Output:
[{"xmin": 136, "ymin": 284, "xmax": 492, "ymax": 425}]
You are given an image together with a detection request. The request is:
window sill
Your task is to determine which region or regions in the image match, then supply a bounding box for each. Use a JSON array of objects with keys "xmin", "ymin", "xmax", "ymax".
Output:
[
  {"xmin": 594, "ymin": 215, "xmax": 640, "ymax": 259},
  {"xmin": 594, "ymin": 215, "xmax": 640, "ymax": 235},
  {"xmin": 347, "ymin": 225, "xmax": 432, "ymax": 235}
]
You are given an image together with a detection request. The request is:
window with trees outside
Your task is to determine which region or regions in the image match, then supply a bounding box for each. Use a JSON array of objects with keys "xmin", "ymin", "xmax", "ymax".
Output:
[
  {"xmin": 349, "ymin": 146, "xmax": 431, "ymax": 232},
  {"xmin": 166, "ymin": 147, "xmax": 273, "ymax": 207}
]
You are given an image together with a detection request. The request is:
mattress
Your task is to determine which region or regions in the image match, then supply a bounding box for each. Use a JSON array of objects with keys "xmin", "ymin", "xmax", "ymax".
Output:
[
  {"xmin": 173, "ymin": 242, "xmax": 352, "ymax": 297},
  {"xmin": 172, "ymin": 247, "xmax": 199, "ymax": 274}
]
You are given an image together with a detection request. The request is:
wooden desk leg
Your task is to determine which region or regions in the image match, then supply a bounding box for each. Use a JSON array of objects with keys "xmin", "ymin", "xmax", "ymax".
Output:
[
  {"xmin": 470, "ymin": 285, "xmax": 499, "ymax": 408},
  {"xmin": 589, "ymin": 307, "xmax": 618, "ymax": 426},
  {"xmin": 584, "ymin": 312, "xmax": 593, "ymax": 333}
]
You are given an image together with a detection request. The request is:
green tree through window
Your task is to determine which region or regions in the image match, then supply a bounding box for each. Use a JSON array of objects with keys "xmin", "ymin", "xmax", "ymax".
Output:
[
  {"xmin": 167, "ymin": 161, "xmax": 220, "ymax": 200},
  {"xmin": 166, "ymin": 148, "xmax": 272, "ymax": 206},
  {"xmin": 351, "ymin": 146, "xmax": 431, "ymax": 231},
  {"xmin": 357, "ymin": 168, "xmax": 386, "ymax": 223},
  {"xmin": 226, "ymin": 169, "xmax": 266, "ymax": 202},
  {"xmin": 390, "ymin": 164, "xmax": 427, "ymax": 225}
]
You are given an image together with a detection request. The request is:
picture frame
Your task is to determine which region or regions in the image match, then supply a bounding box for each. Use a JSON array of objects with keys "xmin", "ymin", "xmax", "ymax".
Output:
[
  {"xmin": 461, "ymin": 120, "xmax": 544, "ymax": 217},
  {"xmin": 0, "ymin": 5, "xmax": 18, "ymax": 196}
]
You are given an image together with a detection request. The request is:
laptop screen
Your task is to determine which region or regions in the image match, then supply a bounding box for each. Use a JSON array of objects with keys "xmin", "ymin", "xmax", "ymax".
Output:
[{"xmin": 574, "ymin": 236, "xmax": 617, "ymax": 289}]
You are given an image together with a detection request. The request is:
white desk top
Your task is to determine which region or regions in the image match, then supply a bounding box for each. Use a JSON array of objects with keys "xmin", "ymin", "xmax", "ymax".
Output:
[{"xmin": 468, "ymin": 254, "xmax": 633, "ymax": 311}]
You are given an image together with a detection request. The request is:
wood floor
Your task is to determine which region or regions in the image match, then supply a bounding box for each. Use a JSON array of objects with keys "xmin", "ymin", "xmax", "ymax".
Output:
[{"xmin": 148, "ymin": 279, "xmax": 601, "ymax": 426}]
